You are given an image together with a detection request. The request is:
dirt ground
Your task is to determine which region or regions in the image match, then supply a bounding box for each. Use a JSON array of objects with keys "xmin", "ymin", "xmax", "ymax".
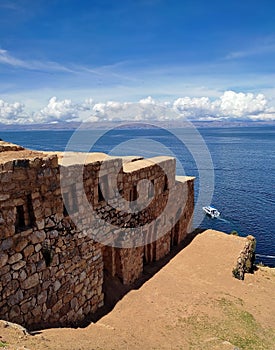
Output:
[{"xmin": 1, "ymin": 229, "xmax": 275, "ymax": 350}]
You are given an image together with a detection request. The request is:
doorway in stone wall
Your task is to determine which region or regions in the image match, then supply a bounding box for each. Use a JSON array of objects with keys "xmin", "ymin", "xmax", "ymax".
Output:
[
  {"xmin": 143, "ymin": 225, "xmax": 157, "ymax": 265},
  {"xmin": 171, "ymin": 220, "xmax": 180, "ymax": 247},
  {"xmin": 171, "ymin": 208, "xmax": 182, "ymax": 247},
  {"xmin": 101, "ymin": 245, "xmax": 128, "ymax": 311}
]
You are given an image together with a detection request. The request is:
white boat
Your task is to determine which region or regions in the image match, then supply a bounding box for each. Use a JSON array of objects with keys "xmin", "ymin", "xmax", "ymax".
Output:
[{"xmin": 203, "ymin": 206, "xmax": 220, "ymax": 218}]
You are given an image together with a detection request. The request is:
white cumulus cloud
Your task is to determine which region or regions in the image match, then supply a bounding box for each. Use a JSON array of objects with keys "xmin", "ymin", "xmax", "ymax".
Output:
[
  {"xmin": 1, "ymin": 91, "xmax": 275, "ymax": 125},
  {"xmin": 35, "ymin": 97, "xmax": 81, "ymax": 123},
  {"xmin": 87, "ymin": 99, "xmax": 177, "ymax": 122},
  {"xmin": 173, "ymin": 96, "xmax": 212, "ymax": 118},
  {"xmin": 139, "ymin": 96, "xmax": 156, "ymax": 105},
  {"xmin": 173, "ymin": 91, "xmax": 275, "ymax": 121},
  {"xmin": 0, "ymin": 99, "xmax": 30, "ymax": 124},
  {"xmin": 215, "ymin": 91, "xmax": 268, "ymax": 118}
]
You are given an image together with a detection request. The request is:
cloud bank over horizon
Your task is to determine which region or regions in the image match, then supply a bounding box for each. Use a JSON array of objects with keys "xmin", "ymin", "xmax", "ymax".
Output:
[{"xmin": 1, "ymin": 91, "xmax": 275, "ymax": 125}]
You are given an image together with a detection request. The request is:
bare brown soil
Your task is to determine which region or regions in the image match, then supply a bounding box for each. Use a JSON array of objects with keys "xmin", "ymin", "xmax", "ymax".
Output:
[{"xmin": 1, "ymin": 229, "xmax": 275, "ymax": 350}]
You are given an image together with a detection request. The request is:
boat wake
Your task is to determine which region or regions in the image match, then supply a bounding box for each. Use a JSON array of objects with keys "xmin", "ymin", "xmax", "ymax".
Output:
[{"xmin": 216, "ymin": 217, "xmax": 231, "ymax": 224}]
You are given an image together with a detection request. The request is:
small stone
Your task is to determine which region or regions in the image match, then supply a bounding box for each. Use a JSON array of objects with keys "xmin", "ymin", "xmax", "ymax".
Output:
[
  {"xmin": 19, "ymin": 269, "xmax": 27, "ymax": 281},
  {"xmin": 52, "ymin": 299, "xmax": 63, "ymax": 313},
  {"xmin": 79, "ymin": 271, "xmax": 86, "ymax": 282},
  {"xmin": 32, "ymin": 307, "xmax": 42, "ymax": 319},
  {"xmin": 56, "ymin": 269, "xmax": 65, "ymax": 279},
  {"xmin": 1, "ymin": 237, "xmax": 13, "ymax": 250},
  {"xmin": 12, "ymin": 260, "xmax": 26, "ymax": 271},
  {"xmin": 70, "ymin": 297, "xmax": 78, "ymax": 309},
  {"xmin": 21, "ymin": 273, "xmax": 39, "ymax": 290},
  {"xmin": 35, "ymin": 243, "xmax": 42, "ymax": 253},
  {"xmin": 23, "ymin": 245, "xmax": 34, "ymax": 258},
  {"xmin": 37, "ymin": 260, "xmax": 46, "ymax": 272},
  {"xmin": 63, "ymin": 293, "xmax": 73, "ymax": 304},
  {"xmin": 53, "ymin": 280, "xmax": 61, "ymax": 292},
  {"xmin": 8, "ymin": 253, "xmax": 23, "ymax": 264},
  {"xmin": 45, "ymin": 218, "xmax": 55, "ymax": 228},
  {"xmin": 9, "ymin": 305, "xmax": 20, "ymax": 319},
  {"xmin": 13, "ymin": 237, "xmax": 28, "ymax": 253},
  {"xmin": 8, "ymin": 289, "xmax": 24, "ymax": 306},
  {"xmin": 1, "ymin": 271, "xmax": 12, "ymax": 284},
  {"xmin": 36, "ymin": 219, "xmax": 45, "ymax": 230},
  {"xmin": 37, "ymin": 290, "xmax": 47, "ymax": 305},
  {"xmin": 30, "ymin": 231, "xmax": 46, "ymax": 244},
  {"xmin": 46, "ymin": 294, "xmax": 57, "ymax": 309},
  {"xmin": 21, "ymin": 300, "xmax": 33, "ymax": 314},
  {"xmin": 12, "ymin": 271, "xmax": 19, "ymax": 279},
  {"xmin": 0, "ymin": 252, "xmax": 9, "ymax": 268},
  {"xmin": 75, "ymin": 283, "xmax": 84, "ymax": 294}
]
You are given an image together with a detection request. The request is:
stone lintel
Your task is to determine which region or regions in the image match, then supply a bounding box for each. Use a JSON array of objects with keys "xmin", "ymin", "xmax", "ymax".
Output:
[{"xmin": 175, "ymin": 175, "xmax": 196, "ymax": 183}]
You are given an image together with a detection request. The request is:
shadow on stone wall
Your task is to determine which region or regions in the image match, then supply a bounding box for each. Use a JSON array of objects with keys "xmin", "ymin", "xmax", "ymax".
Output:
[{"xmin": 82, "ymin": 228, "xmax": 204, "ymax": 326}]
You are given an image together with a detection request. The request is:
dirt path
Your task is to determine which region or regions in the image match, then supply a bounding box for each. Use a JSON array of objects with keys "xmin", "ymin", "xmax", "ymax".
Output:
[{"xmin": 1, "ymin": 230, "xmax": 275, "ymax": 350}]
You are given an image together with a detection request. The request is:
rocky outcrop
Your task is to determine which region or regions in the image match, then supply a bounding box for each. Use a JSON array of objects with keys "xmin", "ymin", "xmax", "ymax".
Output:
[
  {"xmin": 0, "ymin": 140, "xmax": 24, "ymax": 153},
  {"xmin": 232, "ymin": 235, "xmax": 256, "ymax": 280}
]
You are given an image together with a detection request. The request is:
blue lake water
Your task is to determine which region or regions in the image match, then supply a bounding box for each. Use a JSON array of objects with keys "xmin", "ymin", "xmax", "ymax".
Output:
[{"xmin": 1, "ymin": 126, "xmax": 274, "ymax": 267}]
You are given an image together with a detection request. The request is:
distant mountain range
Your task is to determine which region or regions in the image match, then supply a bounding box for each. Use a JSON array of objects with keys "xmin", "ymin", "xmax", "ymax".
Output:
[{"xmin": 0, "ymin": 120, "xmax": 274, "ymax": 131}]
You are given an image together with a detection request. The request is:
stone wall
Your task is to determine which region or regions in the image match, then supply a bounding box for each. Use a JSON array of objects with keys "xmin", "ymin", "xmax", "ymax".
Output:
[
  {"xmin": 0, "ymin": 141, "xmax": 195, "ymax": 329},
  {"xmin": 0, "ymin": 148, "xmax": 104, "ymax": 329}
]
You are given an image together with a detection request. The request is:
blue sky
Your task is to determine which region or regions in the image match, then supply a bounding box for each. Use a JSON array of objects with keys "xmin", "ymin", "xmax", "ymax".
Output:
[{"xmin": 1, "ymin": 0, "xmax": 275, "ymax": 123}]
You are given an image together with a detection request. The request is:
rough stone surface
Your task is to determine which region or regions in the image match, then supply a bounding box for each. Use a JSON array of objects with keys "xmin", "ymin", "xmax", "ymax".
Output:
[
  {"xmin": 232, "ymin": 235, "xmax": 256, "ymax": 280},
  {"xmin": 21, "ymin": 273, "xmax": 39, "ymax": 290},
  {"xmin": 0, "ymin": 252, "xmax": 9, "ymax": 268},
  {"xmin": 0, "ymin": 141, "xmax": 195, "ymax": 330}
]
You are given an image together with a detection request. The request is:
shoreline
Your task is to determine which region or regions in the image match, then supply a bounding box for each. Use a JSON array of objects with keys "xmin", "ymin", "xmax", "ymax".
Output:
[{"xmin": 1, "ymin": 120, "xmax": 275, "ymax": 131}]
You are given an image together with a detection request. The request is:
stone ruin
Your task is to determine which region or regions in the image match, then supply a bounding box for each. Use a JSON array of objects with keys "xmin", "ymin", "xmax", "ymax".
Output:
[
  {"xmin": 232, "ymin": 235, "xmax": 256, "ymax": 280},
  {"xmin": 0, "ymin": 140, "xmax": 195, "ymax": 330}
]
